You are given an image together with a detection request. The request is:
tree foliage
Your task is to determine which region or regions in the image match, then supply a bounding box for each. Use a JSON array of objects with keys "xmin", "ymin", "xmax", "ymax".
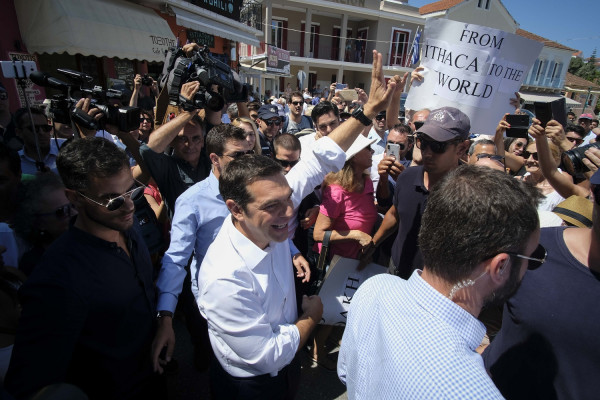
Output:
[{"xmin": 569, "ymin": 49, "xmax": 600, "ymax": 85}]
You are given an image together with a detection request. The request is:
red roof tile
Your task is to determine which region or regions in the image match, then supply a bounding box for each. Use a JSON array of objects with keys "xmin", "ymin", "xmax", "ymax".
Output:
[
  {"xmin": 515, "ymin": 29, "xmax": 577, "ymax": 52},
  {"xmin": 419, "ymin": 0, "xmax": 464, "ymax": 15},
  {"xmin": 565, "ymin": 72, "xmax": 600, "ymax": 90}
]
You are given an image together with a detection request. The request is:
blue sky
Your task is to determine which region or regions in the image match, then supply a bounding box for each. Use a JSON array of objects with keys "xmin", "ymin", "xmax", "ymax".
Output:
[{"xmin": 409, "ymin": 0, "xmax": 600, "ymax": 58}]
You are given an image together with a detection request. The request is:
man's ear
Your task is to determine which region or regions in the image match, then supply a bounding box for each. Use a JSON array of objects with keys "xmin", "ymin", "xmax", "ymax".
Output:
[
  {"xmin": 209, "ymin": 153, "xmax": 220, "ymax": 167},
  {"xmin": 456, "ymin": 140, "xmax": 470, "ymax": 157},
  {"xmin": 488, "ymin": 253, "xmax": 511, "ymax": 285},
  {"xmin": 226, "ymin": 199, "xmax": 244, "ymax": 221},
  {"xmin": 65, "ymin": 188, "xmax": 82, "ymax": 209}
]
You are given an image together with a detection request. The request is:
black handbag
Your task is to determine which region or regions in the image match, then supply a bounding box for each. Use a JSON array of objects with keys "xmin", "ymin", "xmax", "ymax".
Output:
[{"xmin": 310, "ymin": 230, "xmax": 331, "ymax": 295}]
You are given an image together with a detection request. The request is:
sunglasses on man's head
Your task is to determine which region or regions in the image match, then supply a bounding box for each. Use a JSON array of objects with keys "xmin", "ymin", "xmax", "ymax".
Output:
[
  {"xmin": 276, "ymin": 158, "xmax": 300, "ymax": 168},
  {"xmin": 507, "ymin": 243, "xmax": 547, "ymax": 270},
  {"xmin": 36, "ymin": 204, "xmax": 74, "ymax": 219},
  {"xmin": 78, "ymin": 182, "xmax": 145, "ymax": 212},
  {"xmin": 415, "ymin": 134, "xmax": 461, "ymax": 154}
]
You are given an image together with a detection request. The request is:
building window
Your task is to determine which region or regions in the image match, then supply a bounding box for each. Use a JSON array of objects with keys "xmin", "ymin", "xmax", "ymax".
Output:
[
  {"xmin": 389, "ymin": 28, "xmax": 410, "ymax": 66},
  {"xmin": 477, "ymin": 0, "xmax": 491, "ymax": 9},
  {"xmin": 535, "ymin": 60, "xmax": 545, "ymax": 83},
  {"xmin": 271, "ymin": 19, "xmax": 284, "ymax": 48}
]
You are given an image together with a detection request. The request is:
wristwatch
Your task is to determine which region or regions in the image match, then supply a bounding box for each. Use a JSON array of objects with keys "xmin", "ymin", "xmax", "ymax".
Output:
[
  {"xmin": 156, "ymin": 310, "xmax": 174, "ymax": 319},
  {"xmin": 351, "ymin": 106, "xmax": 372, "ymax": 126}
]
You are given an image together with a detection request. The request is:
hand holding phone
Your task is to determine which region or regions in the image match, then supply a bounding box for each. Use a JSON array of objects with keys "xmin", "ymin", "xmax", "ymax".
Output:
[
  {"xmin": 505, "ymin": 114, "xmax": 529, "ymax": 138},
  {"xmin": 386, "ymin": 143, "xmax": 401, "ymax": 160}
]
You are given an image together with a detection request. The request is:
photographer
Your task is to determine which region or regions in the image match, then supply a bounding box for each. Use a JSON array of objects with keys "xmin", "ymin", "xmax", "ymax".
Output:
[
  {"xmin": 137, "ymin": 81, "xmax": 211, "ymax": 214},
  {"xmin": 129, "ymin": 73, "xmax": 159, "ymax": 110}
]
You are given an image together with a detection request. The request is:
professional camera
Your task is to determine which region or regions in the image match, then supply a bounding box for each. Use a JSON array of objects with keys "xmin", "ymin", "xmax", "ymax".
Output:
[
  {"xmin": 561, "ymin": 142, "xmax": 600, "ymax": 175},
  {"xmin": 30, "ymin": 68, "xmax": 140, "ymax": 132},
  {"xmin": 141, "ymin": 74, "xmax": 153, "ymax": 86},
  {"xmin": 159, "ymin": 45, "xmax": 248, "ymax": 111}
]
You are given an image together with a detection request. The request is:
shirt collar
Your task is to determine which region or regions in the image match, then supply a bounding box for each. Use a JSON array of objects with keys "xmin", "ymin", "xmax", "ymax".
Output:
[
  {"xmin": 223, "ymin": 214, "xmax": 271, "ymax": 269},
  {"xmin": 408, "ymin": 270, "xmax": 486, "ymax": 351},
  {"xmin": 414, "ymin": 165, "xmax": 427, "ymax": 192}
]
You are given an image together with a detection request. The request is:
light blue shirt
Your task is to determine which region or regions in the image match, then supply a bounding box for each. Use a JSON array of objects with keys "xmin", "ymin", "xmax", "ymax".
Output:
[
  {"xmin": 367, "ymin": 127, "xmax": 387, "ymax": 155},
  {"xmin": 338, "ymin": 271, "xmax": 504, "ymax": 400}
]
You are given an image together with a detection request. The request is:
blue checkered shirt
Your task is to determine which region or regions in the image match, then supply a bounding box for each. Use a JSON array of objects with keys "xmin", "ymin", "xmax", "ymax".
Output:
[{"xmin": 338, "ymin": 271, "xmax": 504, "ymax": 399}]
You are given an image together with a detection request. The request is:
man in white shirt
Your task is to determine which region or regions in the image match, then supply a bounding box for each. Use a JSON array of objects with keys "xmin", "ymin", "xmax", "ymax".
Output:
[{"xmin": 198, "ymin": 50, "xmax": 396, "ymax": 399}]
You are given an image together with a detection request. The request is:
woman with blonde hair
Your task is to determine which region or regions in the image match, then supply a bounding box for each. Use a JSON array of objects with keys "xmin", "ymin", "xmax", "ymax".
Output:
[{"xmin": 231, "ymin": 116, "xmax": 261, "ymax": 155}]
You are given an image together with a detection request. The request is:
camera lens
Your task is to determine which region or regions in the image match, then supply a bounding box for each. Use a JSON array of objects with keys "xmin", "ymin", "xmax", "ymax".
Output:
[{"xmin": 561, "ymin": 142, "xmax": 600, "ymax": 175}]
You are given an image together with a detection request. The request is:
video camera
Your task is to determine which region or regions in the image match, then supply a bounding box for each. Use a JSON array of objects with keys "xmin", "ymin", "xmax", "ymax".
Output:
[
  {"xmin": 30, "ymin": 68, "xmax": 140, "ymax": 132},
  {"xmin": 159, "ymin": 45, "xmax": 248, "ymax": 111}
]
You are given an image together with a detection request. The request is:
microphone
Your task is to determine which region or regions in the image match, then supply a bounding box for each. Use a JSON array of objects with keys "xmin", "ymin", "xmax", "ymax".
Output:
[{"xmin": 29, "ymin": 71, "xmax": 71, "ymax": 90}]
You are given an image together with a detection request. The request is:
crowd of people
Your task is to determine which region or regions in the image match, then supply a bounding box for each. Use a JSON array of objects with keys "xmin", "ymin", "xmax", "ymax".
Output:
[{"xmin": 0, "ymin": 44, "xmax": 599, "ymax": 400}]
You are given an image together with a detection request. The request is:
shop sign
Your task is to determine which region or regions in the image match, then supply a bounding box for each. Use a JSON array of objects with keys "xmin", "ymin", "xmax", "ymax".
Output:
[
  {"xmin": 190, "ymin": 0, "xmax": 242, "ymax": 21},
  {"xmin": 187, "ymin": 30, "xmax": 216, "ymax": 48},
  {"xmin": 266, "ymin": 46, "xmax": 290, "ymax": 75}
]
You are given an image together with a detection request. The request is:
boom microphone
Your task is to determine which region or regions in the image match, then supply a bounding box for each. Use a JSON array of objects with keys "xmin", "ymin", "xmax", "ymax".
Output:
[{"xmin": 30, "ymin": 71, "xmax": 71, "ymax": 91}]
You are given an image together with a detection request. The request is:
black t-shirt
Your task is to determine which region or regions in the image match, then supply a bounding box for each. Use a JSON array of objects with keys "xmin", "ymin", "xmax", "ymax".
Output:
[
  {"xmin": 483, "ymin": 226, "xmax": 600, "ymax": 400},
  {"xmin": 390, "ymin": 165, "xmax": 429, "ymax": 278}
]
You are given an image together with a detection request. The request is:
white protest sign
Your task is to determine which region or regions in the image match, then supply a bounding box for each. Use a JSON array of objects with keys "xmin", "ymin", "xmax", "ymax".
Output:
[
  {"xmin": 405, "ymin": 19, "xmax": 543, "ymax": 135},
  {"xmin": 318, "ymin": 255, "xmax": 387, "ymax": 325}
]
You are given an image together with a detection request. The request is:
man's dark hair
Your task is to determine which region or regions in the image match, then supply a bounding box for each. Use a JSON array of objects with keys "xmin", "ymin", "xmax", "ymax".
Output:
[
  {"xmin": 468, "ymin": 139, "xmax": 497, "ymax": 156},
  {"xmin": 14, "ymin": 107, "xmax": 46, "ymax": 129},
  {"xmin": 205, "ymin": 124, "xmax": 248, "ymax": 156},
  {"xmin": 565, "ymin": 124, "xmax": 586, "ymax": 138},
  {"xmin": 274, "ymin": 133, "xmax": 301, "ymax": 155},
  {"xmin": 247, "ymin": 101, "xmax": 261, "ymax": 112},
  {"xmin": 311, "ymin": 101, "xmax": 339, "ymax": 125},
  {"xmin": 0, "ymin": 141, "xmax": 21, "ymax": 176},
  {"xmin": 56, "ymin": 137, "xmax": 129, "ymax": 191},
  {"xmin": 290, "ymin": 91, "xmax": 303, "ymax": 101},
  {"xmin": 419, "ymin": 165, "xmax": 541, "ymax": 283},
  {"xmin": 220, "ymin": 154, "xmax": 283, "ymax": 212},
  {"xmin": 391, "ymin": 123, "xmax": 413, "ymax": 135},
  {"xmin": 567, "ymin": 111, "xmax": 576, "ymax": 117}
]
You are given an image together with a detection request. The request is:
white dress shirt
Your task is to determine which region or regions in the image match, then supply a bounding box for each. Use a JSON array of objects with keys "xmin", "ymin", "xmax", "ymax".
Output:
[
  {"xmin": 198, "ymin": 215, "xmax": 300, "ymax": 378},
  {"xmin": 198, "ymin": 136, "xmax": 346, "ymax": 378}
]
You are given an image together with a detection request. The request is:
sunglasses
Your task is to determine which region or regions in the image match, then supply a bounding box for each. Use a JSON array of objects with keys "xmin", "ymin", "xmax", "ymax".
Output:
[
  {"xmin": 219, "ymin": 149, "xmax": 255, "ymax": 159},
  {"xmin": 416, "ymin": 135, "xmax": 461, "ymax": 154},
  {"xmin": 413, "ymin": 121, "xmax": 425, "ymax": 130},
  {"xmin": 276, "ymin": 158, "xmax": 300, "ymax": 168},
  {"xmin": 476, "ymin": 153, "xmax": 504, "ymax": 163},
  {"xmin": 174, "ymin": 135, "xmax": 202, "ymax": 145},
  {"xmin": 0, "ymin": 92, "xmax": 7, "ymax": 100},
  {"xmin": 507, "ymin": 243, "xmax": 547, "ymax": 270},
  {"xmin": 264, "ymin": 119, "xmax": 282, "ymax": 127},
  {"xmin": 566, "ymin": 136, "xmax": 583, "ymax": 145},
  {"xmin": 36, "ymin": 204, "xmax": 74, "ymax": 219},
  {"xmin": 78, "ymin": 183, "xmax": 145, "ymax": 211},
  {"xmin": 24, "ymin": 124, "xmax": 52, "ymax": 133},
  {"xmin": 291, "ymin": 101, "xmax": 303, "ymax": 106},
  {"xmin": 139, "ymin": 117, "xmax": 152, "ymax": 123},
  {"xmin": 522, "ymin": 151, "xmax": 538, "ymax": 161},
  {"xmin": 375, "ymin": 115, "xmax": 386, "ymax": 121},
  {"xmin": 513, "ymin": 141, "xmax": 526, "ymax": 148}
]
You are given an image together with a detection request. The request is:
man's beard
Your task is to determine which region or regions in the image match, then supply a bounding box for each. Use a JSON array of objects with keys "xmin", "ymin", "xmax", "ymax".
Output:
[{"xmin": 484, "ymin": 258, "xmax": 523, "ymax": 307}]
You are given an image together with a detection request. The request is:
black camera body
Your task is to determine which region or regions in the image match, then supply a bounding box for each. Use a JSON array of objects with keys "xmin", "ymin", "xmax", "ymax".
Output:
[
  {"xmin": 159, "ymin": 46, "xmax": 248, "ymax": 111},
  {"xmin": 35, "ymin": 68, "xmax": 140, "ymax": 132},
  {"xmin": 141, "ymin": 74, "xmax": 153, "ymax": 86}
]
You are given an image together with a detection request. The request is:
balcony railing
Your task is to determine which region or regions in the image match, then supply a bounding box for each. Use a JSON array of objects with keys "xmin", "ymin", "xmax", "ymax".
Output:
[{"xmin": 240, "ymin": 0, "xmax": 262, "ymax": 31}]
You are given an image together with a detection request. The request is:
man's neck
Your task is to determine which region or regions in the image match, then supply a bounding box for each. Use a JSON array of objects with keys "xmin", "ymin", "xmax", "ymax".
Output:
[
  {"xmin": 24, "ymin": 145, "xmax": 49, "ymax": 161},
  {"xmin": 74, "ymin": 214, "xmax": 123, "ymax": 244},
  {"xmin": 290, "ymin": 113, "xmax": 302, "ymax": 123},
  {"xmin": 420, "ymin": 268, "xmax": 484, "ymax": 317},
  {"xmin": 564, "ymin": 227, "xmax": 598, "ymax": 273}
]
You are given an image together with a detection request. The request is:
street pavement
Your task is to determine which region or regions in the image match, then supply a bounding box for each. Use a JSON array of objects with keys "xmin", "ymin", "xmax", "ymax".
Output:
[{"xmin": 167, "ymin": 317, "xmax": 348, "ymax": 400}]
